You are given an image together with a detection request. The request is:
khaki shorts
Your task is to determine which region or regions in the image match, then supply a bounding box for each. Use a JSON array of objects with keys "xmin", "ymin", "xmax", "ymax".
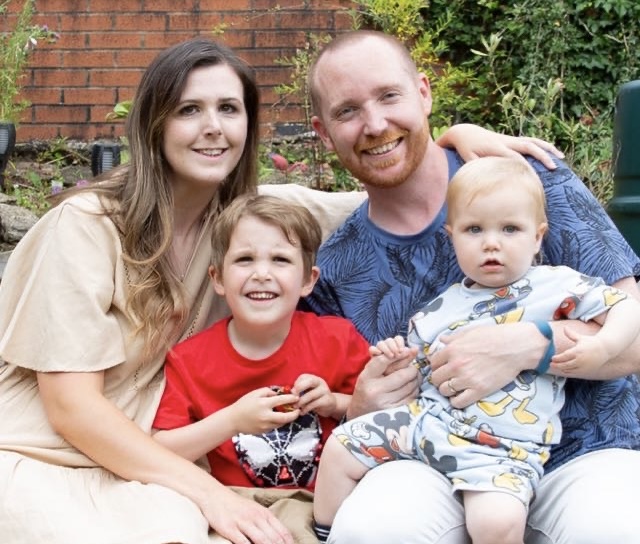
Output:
[{"xmin": 211, "ymin": 487, "xmax": 317, "ymax": 544}]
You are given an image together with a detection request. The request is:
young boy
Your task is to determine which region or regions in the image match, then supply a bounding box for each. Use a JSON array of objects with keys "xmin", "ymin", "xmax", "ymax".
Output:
[
  {"xmin": 312, "ymin": 157, "xmax": 640, "ymax": 544},
  {"xmin": 152, "ymin": 194, "xmax": 379, "ymax": 542}
]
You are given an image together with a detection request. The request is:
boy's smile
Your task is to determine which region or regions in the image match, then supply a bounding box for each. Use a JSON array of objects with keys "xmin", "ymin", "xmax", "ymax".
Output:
[{"xmin": 212, "ymin": 215, "xmax": 319, "ymax": 345}]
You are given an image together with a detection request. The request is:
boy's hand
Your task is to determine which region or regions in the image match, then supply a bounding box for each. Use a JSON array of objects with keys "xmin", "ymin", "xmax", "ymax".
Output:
[
  {"xmin": 291, "ymin": 374, "xmax": 336, "ymax": 417},
  {"xmin": 551, "ymin": 327, "xmax": 609, "ymax": 374},
  {"xmin": 230, "ymin": 388, "xmax": 300, "ymax": 435}
]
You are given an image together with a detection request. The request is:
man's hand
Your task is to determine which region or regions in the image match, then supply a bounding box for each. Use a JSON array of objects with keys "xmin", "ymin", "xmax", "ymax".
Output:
[
  {"xmin": 429, "ymin": 323, "xmax": 545, "ymax": 408},
  {"xmin": 347, "ymin": 336, "xmax": 419, "ymax": 419}
]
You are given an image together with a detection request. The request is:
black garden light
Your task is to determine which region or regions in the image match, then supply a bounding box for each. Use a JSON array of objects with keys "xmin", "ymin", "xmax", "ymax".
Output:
[
  {"xmin": 91, "ymin": 142, "xmax": 121, "ymax": 177},
  {"xmin": 0, "ymin": 122, "xmax": 17, "ymax": 190}
]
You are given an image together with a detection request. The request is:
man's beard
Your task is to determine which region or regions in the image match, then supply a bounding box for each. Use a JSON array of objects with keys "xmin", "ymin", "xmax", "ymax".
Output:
[{"xmin": 340, "ymin": 120, "xmax": 430, "ymax": 189}]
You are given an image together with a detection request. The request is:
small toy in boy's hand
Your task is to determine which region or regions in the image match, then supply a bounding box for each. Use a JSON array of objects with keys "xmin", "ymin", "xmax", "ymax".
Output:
[{"xmin": 271, "ymin": 385, "xmax": 297, "ymax": 412}]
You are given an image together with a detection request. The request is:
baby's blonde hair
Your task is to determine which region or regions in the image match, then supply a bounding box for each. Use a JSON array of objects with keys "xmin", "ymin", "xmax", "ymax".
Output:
[{"xmin": 446, "ymin": 157, "xmax": 548, "ymax": 226}]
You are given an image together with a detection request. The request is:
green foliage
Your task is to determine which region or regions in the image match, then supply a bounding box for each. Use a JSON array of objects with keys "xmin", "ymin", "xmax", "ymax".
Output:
[
  {"xmin": 0, "ymin": 0, "xmax": 59, "ymax": 122},
  {"xmin": 272, "ymin": 33, "xmax": 359, "ymax": 191},
  {"xmin": 4, "ymin": 137, "xmax": 91, "ymax": 215},
  {"xmin": 105, "ymin": 100, "xmax": 133, "ymax": 121},
  {"xmin": 9, "ymin": 169, "xmax": 51, "ymax": 215},
  {"xmin": 349, "ymin": 0, "xmax": 428, "ymax": 42},
  {"xmin": 350, "ymin": 0, "xmax": 640, "ymax": 203}
]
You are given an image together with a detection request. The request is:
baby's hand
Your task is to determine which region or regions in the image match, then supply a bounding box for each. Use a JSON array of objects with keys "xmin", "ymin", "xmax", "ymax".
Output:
[
  {"xmin": 551, "ymin": 327, "xmax": 609, "ymax": 374},
  {"xmin": 230, "ymin": 387, "xmax": 299, "ymax": 434},
  {"xmin": 291, "ymin": 374, "xmax": 336, "ymax": 417},
  {"xmin": 370, "ymin": 336, "xmax": 418, "ymax": 376}
]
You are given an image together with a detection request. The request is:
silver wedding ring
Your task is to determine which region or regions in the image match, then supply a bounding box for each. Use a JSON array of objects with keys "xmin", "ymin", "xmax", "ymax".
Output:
[{"xmin": 447, "ymin": 377, "xmax": 459, "ymax": 395}]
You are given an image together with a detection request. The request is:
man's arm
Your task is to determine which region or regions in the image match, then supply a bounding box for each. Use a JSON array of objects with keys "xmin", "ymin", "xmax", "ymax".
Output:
[{"xmin": 429, "ymin": 276, "xmax": 640, "ymax": 408}]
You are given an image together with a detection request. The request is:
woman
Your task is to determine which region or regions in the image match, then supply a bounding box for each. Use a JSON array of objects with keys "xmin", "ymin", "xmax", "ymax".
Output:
[{"xmin": 0, "ymin": 37, "xmax": 558, "ymax": 544}]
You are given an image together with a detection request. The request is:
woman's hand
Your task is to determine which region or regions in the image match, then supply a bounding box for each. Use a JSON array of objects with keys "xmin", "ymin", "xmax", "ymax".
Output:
[
  {"xmin": 436, "ymin": 123, "xmax": 565, "ymax": 170},
  {"xmin": 201, "ymin": 485, "xmax": 294, "ymax": 544}
]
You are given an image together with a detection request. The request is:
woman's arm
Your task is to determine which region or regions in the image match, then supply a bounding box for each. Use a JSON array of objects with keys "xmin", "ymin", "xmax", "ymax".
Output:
[{"xmin": 37, "ymin": 371, "xmax": 294, "ymax": 544}]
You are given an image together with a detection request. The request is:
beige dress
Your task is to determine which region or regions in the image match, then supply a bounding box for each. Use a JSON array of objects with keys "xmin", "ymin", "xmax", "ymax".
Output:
[{"xmin": 0, "ymin": 184, "xmax": 365, "ymax": 544}]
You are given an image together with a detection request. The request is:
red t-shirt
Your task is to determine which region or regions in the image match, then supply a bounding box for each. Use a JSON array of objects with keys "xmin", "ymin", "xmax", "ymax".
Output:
[{"xmin": 153, "ymin": 311, "xmax": 370, "ymax": 491}]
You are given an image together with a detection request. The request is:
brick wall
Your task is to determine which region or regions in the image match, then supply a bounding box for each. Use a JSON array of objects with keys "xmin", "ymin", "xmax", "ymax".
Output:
[{"xmin": 1, "ymin": 0, "xmax": 355, "ymax": 143}]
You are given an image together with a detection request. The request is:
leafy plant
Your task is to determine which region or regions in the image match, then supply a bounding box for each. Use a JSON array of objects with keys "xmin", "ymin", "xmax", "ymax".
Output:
[
  {"xmin": 105, "ymin": 100, "xmax": 132, "ymax": 121},
  {"xmin": 9, "ymin": 170, "xmax": 51, "ymax": 215},
  {"xmin": 350, "ymin": 0, "xmax": 640, "ymax": 203},
  {"xmin": 0, "ymin": 0, "xmax": 59, "ymax": 122},
  {"xmin": 4, "ymin": 137, "xmax": 91, "ymax": 215},
  {"xmin": 271, "ymin": 34, "xmax": 337, "ymax": 190}
]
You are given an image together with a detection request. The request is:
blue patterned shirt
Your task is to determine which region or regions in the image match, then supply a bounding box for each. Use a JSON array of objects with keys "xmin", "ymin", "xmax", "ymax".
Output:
[{"xmin": 305, "ymin": 149, "xmax": 640, "ymax": 472}]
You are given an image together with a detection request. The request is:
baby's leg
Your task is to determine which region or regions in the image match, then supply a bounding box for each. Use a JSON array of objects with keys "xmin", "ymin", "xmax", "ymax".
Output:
[
  {"xmin": 463, "ymin": 491, "xmax": 526, "ymax": 544},
  {"xmin": 314, "ymin": 404, "xmax": 416, "ymax": 541},
  {"xmin": 313, "ymin": 434, "xmax": 369, "ymax": 527}
]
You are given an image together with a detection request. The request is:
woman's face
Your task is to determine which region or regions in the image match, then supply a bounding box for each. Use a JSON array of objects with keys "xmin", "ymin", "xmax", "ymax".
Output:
[{"xmin": 162, "ymin": 64, "xmax": 248, "ymax": 192}]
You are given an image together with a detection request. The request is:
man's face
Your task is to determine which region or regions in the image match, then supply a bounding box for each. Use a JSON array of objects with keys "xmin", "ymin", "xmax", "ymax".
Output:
[{"xmin": 311, "ymin": 37, "xmax": 432, "ymax": 189}]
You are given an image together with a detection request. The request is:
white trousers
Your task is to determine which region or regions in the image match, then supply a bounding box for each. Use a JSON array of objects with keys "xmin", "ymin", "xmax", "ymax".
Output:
[{"xmin": 328, "ymin": 449, "xmax": 640, "ymax": 544}]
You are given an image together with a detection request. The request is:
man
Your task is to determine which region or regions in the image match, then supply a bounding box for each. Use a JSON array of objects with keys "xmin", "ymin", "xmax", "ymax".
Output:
[{"xmin": 305, "ymin": 30, "xmax": 640, "ymax": 544}]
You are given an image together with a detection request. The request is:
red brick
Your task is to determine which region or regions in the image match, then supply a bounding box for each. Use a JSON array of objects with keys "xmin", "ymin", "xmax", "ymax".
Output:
[
  {"xmin": 334, "ymin": 10, "xmax": 354, "ymax": 30},
  {"xmin": 47, "ymin": 33, "xmax": 88, "ymax": 50},
  {"xmin": 252, "ymin": 0, "xmax": 303, "ymax": 9},
  {"xmin": 57, "ymin": 14, "xmax": 116, "ymax": 31},
  {"xmin": 142, "ymin": 31, "xmax": 202, "ymax": 48},
  {"xmin": 114, "ymin": 49, "xmax": 162, "ymax": 68},
  {"xmin": 254, "ymin": 30, "xmax": 306, "ymax": 48},
  {"xmin": 167, "ymin": 12, "xmax": 235, "ymax": 32},
  {"xmin": 63, "ymin": 88, "xmax": 117, "ymax": 105},
  {"xmin": 307, "ymin": 0, "xmax": 353, "ymax": 9},
  {"xmin": 39, "ymin": 0, "xmax": 90, "ymax": 12},
  {"xmin": 114, "ymin": 13, "xmax": 168, "ymax": 31},
  {"xmin": 7, "ymin": 2, "xmax": 357, "ymax": 144},
  {"xmin": 89, "ymin": 0, "xmax": 145, "ymax": 11},
  {"xmin": 32, "ymin": 105, "xmax": 90, "ymax": 124},
  {"xmin": 139, "ymin": 0, "xmax": 198, "ymax": 10},
  {"xmin": 199, "ymin": 0, "xmax": 251, "ymax": 9},
  {"xmin": 63, "ymin": 50, "xmax": 116, "ymax": 68},
  {"xmin": 21, "ymin": 88, "xmax": 64, "ymax": 105},
  {"xmin": 90, "ymin": 70, "xmax": 142, "ymax": 87},
  {"xmin": 257, "ymin": 66, "xmax": 296, "ymax": 86},
  {"xmin": 217, "ymin": 31, "xmax": 253, "ymax": 49},
  {"xmin": 33, "ymin": 69, "xmax": 89, "ymax": 87},
  {"xmin": 89, "ymin": 33, "xmax": 144, "ymax": 49},
  {"xmin": 17, "ymin": 125, "xmax": 62, "ymax": 141},
  {"xmin": 243, "ymin": 10, "xmax": 280, "ymax": 30},
  {"xmin": 90, "ymin": 106, "xmax": 121, "ymax": 123},
  {"xmin": 279, "ymin": 10, "xmax": 336, "ymax": 30},
  {"xmin": 240, "ymin": 48, "xmax": 285, "ymax": 67},
  {"xmin": 29, "ymin": 50, "xmax": 64, "ymax": 68}
]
